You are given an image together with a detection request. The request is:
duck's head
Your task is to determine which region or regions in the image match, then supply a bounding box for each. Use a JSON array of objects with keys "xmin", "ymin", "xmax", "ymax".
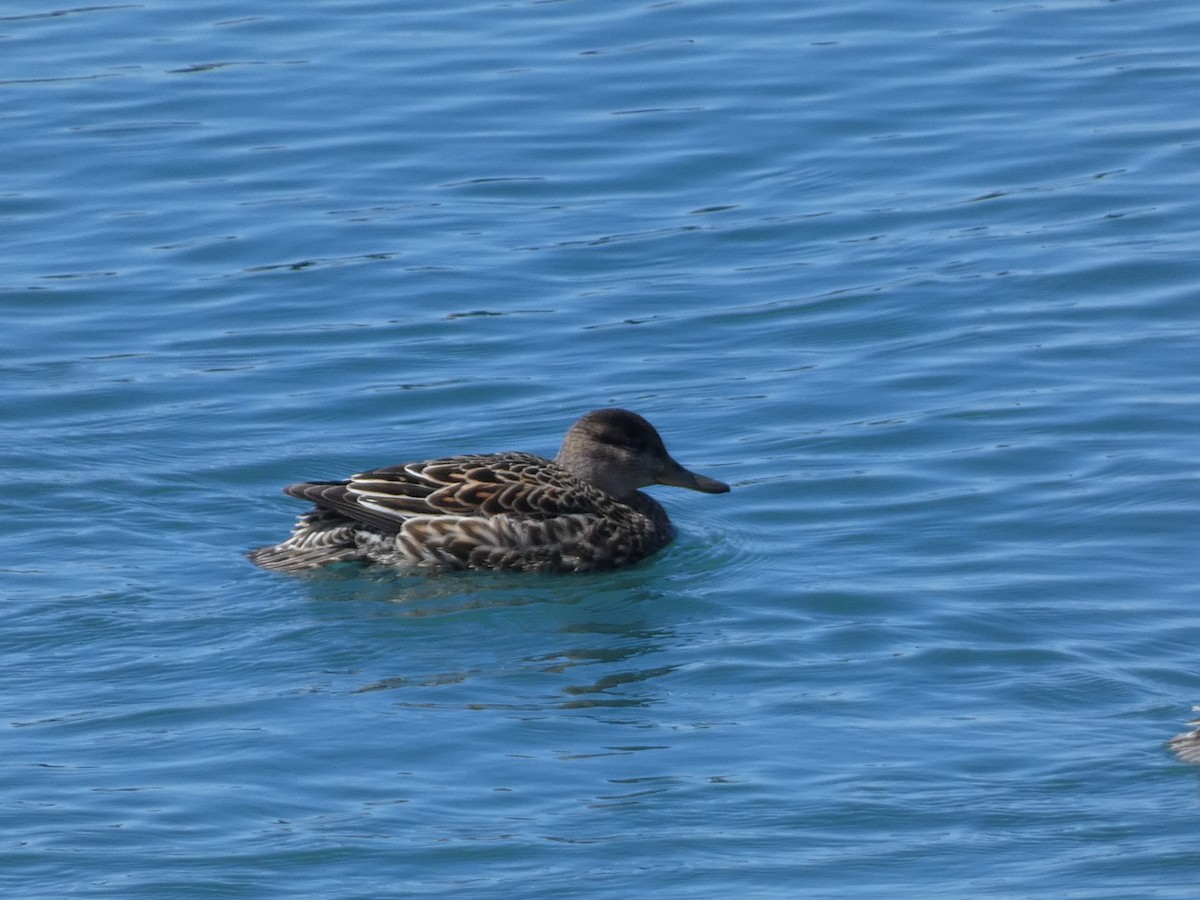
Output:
[{"xmin": 555, "ymin": 408, "xmax": 730, "ymax": 501}]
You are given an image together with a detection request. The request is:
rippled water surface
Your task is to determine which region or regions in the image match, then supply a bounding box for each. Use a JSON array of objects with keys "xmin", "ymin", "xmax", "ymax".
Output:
[{"xmin": 4, "ymin": 1, "xmax": 1200, "ymax": 896}]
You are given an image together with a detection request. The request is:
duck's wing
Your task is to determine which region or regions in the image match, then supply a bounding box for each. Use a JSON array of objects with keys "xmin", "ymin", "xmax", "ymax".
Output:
[{"xmin": 283, "ymin": 452, "xmax": 608, "ymax": 533}]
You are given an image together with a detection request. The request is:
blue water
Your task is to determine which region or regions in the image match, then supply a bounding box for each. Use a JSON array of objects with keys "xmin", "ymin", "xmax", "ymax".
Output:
[{"xmin": 4, "ymin": 0, "xmax": 1200, "ymax": 895}]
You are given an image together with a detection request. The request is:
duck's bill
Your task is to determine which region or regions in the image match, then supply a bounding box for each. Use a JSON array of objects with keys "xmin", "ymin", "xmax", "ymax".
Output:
[{"xmin": 657, "ymin": 458, "xmax": 731, "ymax": 494}]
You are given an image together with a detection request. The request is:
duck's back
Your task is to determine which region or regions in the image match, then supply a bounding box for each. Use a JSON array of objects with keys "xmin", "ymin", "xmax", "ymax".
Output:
[{"xmin": 248, "ymin": 451, "xmax": 673, "ymax": 574}]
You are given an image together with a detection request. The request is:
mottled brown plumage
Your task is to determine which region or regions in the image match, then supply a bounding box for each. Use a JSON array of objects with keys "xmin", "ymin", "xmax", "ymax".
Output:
[{"xmin": 248, "ymin": 408, "xmax": 729, "ymax": 574}]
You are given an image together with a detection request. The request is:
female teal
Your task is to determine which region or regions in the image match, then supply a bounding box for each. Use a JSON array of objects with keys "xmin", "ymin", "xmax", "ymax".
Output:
[{"xmin": 249, "ymin": 408, "xmax": 729, "ymax": 574}]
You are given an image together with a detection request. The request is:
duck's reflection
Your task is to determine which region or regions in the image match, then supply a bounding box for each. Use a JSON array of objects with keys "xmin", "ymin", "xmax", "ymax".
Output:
[{"xmin": 319, "ymin": 571, "xmax": 690, "ymax": 711}]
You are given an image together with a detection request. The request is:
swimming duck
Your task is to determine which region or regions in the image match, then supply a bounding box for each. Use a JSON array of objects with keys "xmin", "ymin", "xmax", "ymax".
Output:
[
  {"xmin": 248, "ymin": 408, "xmax": 730, "ymax": 574},
  {"xmin": 1169, "ymin": 708, "xmax": 1200, "ymax": 764}
]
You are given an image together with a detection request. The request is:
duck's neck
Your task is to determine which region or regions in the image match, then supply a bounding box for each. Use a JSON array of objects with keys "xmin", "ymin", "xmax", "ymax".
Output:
[{"xmin": 554, "ymin": 445, "xmax": 632, "ymax": 501}]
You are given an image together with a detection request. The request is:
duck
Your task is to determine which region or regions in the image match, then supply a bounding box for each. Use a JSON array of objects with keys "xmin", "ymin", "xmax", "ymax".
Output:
[
  {"xmin": 1169, "ymin": 708, "xmax": 1200, "ymax": 764},
  {"xmin": 247, "ymin": 408, "xmax": 730, "ymax": 574}
]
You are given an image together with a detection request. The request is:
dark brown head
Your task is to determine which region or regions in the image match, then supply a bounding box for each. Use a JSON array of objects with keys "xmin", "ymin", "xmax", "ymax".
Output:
[{"xmin": 555, "ymin": 408, "xmax": 730, "ymax": 501}]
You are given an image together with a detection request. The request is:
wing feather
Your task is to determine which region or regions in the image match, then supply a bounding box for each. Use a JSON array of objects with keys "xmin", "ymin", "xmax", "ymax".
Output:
[{"xmin": 281, "ymin": 451, "xmax": 614, "ymax": 535}]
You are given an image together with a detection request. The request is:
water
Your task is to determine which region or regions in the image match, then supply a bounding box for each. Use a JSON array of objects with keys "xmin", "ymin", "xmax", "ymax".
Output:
[{"xmin": 4, "ymin": 0, "xmax": 1200, "ymax": 896}]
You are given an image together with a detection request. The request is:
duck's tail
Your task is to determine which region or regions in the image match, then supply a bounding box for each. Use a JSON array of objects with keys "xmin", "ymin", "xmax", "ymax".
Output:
[{"xmin": 247, "ymin": 509, "xmax": 365, "ymax": 573}]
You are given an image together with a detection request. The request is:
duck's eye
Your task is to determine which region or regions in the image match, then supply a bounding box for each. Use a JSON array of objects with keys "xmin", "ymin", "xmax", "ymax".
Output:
[{"xmin": 596, "ymin": 428, "xmax": 644, "ymax": 453}]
